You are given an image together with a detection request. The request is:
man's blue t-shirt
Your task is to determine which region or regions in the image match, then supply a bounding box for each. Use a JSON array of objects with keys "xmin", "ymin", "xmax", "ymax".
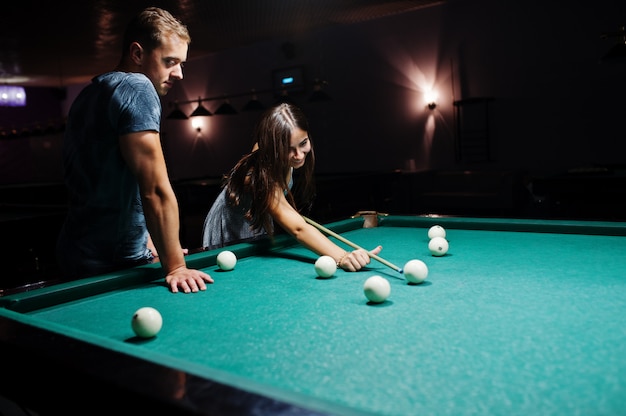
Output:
[{"xmin": 57, "ymin": 72, "xmax": 161, "ymax": 279}]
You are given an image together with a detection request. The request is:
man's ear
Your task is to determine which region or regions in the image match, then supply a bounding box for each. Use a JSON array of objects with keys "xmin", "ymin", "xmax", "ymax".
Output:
[{"xmin": 129, "ymin": 42, "xmax": 143, "ymax": 65}]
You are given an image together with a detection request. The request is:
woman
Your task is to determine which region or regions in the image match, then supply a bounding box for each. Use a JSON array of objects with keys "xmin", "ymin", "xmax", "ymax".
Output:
[{"xmin": 202, "ymin": 103, "xmax": 381, "ymax": 271}]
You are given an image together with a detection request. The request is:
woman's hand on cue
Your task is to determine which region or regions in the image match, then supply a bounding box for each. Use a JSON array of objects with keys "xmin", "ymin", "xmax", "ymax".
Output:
[{"xmin": 339, "ymin": 245, "xmax": 383, "ymax": 271}]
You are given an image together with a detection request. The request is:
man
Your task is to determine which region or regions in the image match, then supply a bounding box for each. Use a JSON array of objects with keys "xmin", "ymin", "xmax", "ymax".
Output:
[{"xmin": 57, "ymin": 7, "xmax": 212, "ymax": 293}]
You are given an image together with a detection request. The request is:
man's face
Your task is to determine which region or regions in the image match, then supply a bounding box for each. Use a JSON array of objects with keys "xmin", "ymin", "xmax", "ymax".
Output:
[{"xmin": 143, "ymin": 34, "xmax": 188, "ymax": 96}]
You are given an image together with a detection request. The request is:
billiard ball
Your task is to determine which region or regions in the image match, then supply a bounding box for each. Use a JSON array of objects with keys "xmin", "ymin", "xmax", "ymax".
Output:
[
  {"xmin": 314, "ymin": 255, "xmax": 337, "ymax": 278},
  {"xmin": 403, "ymin": 259, "xmax": 428, "ymax": 284},
  {"xmin": 363, "ymin": 275, "xmax": 391, "ymax": 303},
  {"xmin": 428, "ymin": 225, "xmax": 446, "ymax": 239},
  {"xmin": 131, "ymin": 307, "xmax": 163, "ymax": 338},
  {"xmin": 428, "ymin": 236, "xmax": 449, "ymax": 256},
  {"xmin": 216, "ymin": 250, "xmax": 237, "ymax": 271}
]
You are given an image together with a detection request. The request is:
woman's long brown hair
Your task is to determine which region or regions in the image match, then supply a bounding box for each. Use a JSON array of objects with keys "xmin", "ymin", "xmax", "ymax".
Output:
[{"xmin": 225, "ymin": 103, "xmax": 316, "ymax": 234}]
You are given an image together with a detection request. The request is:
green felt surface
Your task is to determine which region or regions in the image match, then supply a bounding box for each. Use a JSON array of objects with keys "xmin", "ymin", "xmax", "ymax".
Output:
[{"xmin": 6, "ymin": 218, "xmax": 626, "ymax": 415}]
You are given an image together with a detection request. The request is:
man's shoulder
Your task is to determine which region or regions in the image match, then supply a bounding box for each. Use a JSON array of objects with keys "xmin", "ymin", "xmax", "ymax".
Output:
[{"xmin": 96, "ymin": 71, "xmax": 150, "ymax": 87}]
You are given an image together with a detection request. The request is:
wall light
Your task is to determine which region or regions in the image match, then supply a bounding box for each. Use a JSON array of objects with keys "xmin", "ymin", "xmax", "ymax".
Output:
[
  {"xmin": 0, "ymin": 85, "xmax": 26, "ymax": 107},
  {"xmin": 424, "ymin": 89, "xmax": 438, "ymax": 110},
  {"xmin": 191, "ymin": 117, "xmax": 203, "ymax": 133}
]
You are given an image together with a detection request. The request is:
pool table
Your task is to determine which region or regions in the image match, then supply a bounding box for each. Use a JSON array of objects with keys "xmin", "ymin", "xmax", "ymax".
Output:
[{"xmin": 1, "ymin": 215, "xmax": 626, "ymax": 415}]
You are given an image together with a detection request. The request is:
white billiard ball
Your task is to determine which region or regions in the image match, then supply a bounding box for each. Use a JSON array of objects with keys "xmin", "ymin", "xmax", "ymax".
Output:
[
  {"xmin": 216, "ymin": 250, "xmax": 237, "ymax": 271},
  {"xmin": 403, "ymin": 259, "xmax": 429, "ymax": 284},
  {"xmin": 363, "ymin": 275, "xmax": 391, "ymax": 303},
  {"xmin": 131, "ymin": 307, "xmax": 163, "ymax": 338},
  {"xmin": 428, "ymin": 236, "xmax": 449, "ymax": 256},
  {"xmin": 315, "ymin": 255, "xmax": 337, "ymax": 278},
  {"xmin": 428, "ymin": 225, "xmax": 446, "ymax": 239}
]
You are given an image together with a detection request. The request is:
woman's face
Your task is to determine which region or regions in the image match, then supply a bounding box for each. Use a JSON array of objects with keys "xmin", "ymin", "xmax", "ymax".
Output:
[{"xmin": 289, "ymin": 127, "xmax": 311, "ymax": 169}]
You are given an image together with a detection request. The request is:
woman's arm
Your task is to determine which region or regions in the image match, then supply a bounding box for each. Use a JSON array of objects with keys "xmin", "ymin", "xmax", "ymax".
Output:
[{"xmin": 269, "ymin": 188, "xmax": 381, "ymax": 271}]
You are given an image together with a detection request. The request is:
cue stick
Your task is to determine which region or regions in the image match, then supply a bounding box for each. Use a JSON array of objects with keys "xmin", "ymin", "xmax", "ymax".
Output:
[{"xmin": 302, "ymin": 215, "xmax": 404, "ymax": 274}]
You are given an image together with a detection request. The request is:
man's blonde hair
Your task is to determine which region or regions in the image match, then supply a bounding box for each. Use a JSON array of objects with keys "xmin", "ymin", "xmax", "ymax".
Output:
[{"xmin": 122, "ymin": 7, "xmax": 190, "ymax": 55}]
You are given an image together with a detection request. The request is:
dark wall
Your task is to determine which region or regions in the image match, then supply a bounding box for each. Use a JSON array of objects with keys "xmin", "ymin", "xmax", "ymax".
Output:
[
  {"xmin": 0, "ymin": 0, "xmax": 626, "ymax": 183},
  {"xmin": 159, "ymin": 0, "xmax": 626, "ymax": 180},
  {"xmin": 0, "ymin": 88, "xmax": 65, "ymax": 184},
  {"xmin": 2, "ymin": 0, "xmax": 625, "ymax": 185}
]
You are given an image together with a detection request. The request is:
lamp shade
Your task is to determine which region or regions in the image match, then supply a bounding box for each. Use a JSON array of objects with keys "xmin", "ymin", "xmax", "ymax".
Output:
[
  {"xmin": 309, "ymin": 89, "xmax": 331, "ymax": 102},
  {"xmin": 241, "ymin": 97, "xmax": 265, "ymax": 111},
  {"xmin": 274, "ymin": 90, "xmax": 295, "ymax": 105},
  {"xmin": 602, "ymin": 42, "xmax": 626, "ymax": 63},
  {"xmin": 214, "ymin": 100, "xmax": 238, "ymax": 115},
  {"xmin": 166, "ymin": 103, "xmax": 188, "ymax": 120},
  {"xmin": 190, "ymin": 98, "xmax": 212, "ymax": 117},
  {"xmin": 601, "ymin": 25, "xmax": 626, "ymax": 64}
]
